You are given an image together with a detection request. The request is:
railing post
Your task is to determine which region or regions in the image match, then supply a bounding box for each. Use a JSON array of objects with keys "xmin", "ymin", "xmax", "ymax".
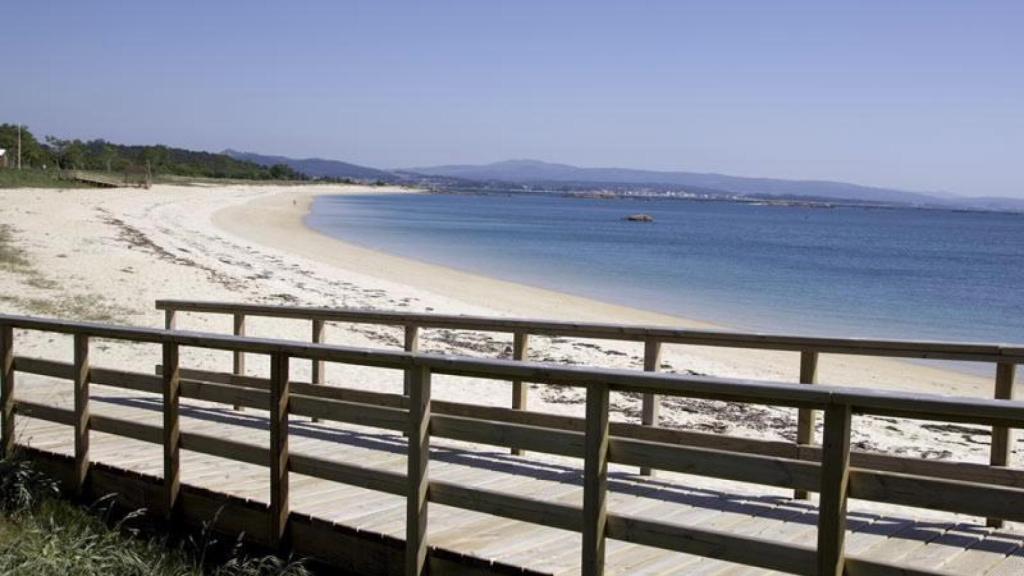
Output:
[
  {"xmin": 988, "ymin": 362, "xmax": 1017, "ymax": 528},
  {"xmin": 406, "ymin": 364, "xmax": 431, "ymax": 576},
  {"xmin": 270, "ymin": 353, "xmax": 290, "ymax": 550},
  {"xmin": 0, "ymin": 325, "xmax": 13, "ymax": 459},
  {"xmin": 795, "ymin": 350, "xmax": 819, "ymax": 499},
  {"xmin": 232, "ymin": 313, "xmax": 246, "ymax": 411},
  {"xmin": 640, "ymin": 338, "xmax": 662, "ymax": 476},
  {"xmin": 162, "ymin": 341, "xmax": 181, "ymax": 520},
  {"xmin": 403, "ymin": 325, "xmax": 419, "ymax": 396},
  {"xmin": 582, "ymin": 382, "xmax": 610, "ymax": 576},
  {"xmin": 310, "ymin": 319, "xmax": 325, "ymax": 423},
  {"xmin": 164, "ymin": 308, "xmax": 176, "ymax": 330},
  {"xmin": 817, "ymin": 402, "xmax": 852, "ymax": 576},
  {"xmin": 73, "ymin": 334, "xmax": 90, "ymax": 497},
  {"xmin": 511, "ymin": 332, "xmax": 530, "ymax": 456}
]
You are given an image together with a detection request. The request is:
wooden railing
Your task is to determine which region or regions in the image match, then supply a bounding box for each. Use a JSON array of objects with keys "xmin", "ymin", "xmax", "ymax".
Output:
[
  {"xmin": 1, "ymin": 312, "xmax": 1023, "ymax": 575},
  {"xmin": 156, "ymin": 299, "xmax": 1022, "ymax": 512}
]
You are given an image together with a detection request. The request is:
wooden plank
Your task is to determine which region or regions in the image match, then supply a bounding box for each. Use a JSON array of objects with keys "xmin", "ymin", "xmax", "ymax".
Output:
[
  {"xmin": 985, "ymin": 545, "xmax": 1024, "ymax": 576},
  {"xmin": 431, "ymin": 413, "xmax": 582, "ymax": 457},
  {"xmin": 290, "ymin": 395, "xmax": 407, "ymax": 431},
  {"xmin": 269, "ymin": 352, "xmax": 290, "ymax": 550},
  {"xmin": 429, "ymin": 480, "xmax": 581, "ymax": 533},
  {"xmin": 847, "ymin": 468, "xmax": 1024, "ymax": 523},
  {"xmin": 511, "ymin": 331, "xmax": 529, "ymax": 456},
  {"xmin": 989, "ymin": 362, "xmax": 1016, "ymax": 528},
  {"xmin": 817, "ymin": 403, "xmax": 853, "ymax": 576},
  {"xmin": 290, "ymin": 454, "xmax": 406, "ymax": 495},
  {"xmin": 406, "ymin": 365, "xmax": 431, "ymax": 576},
  {"xmin": 609, "ymin": 437, "xmax": 819, "ymax": 491},
  {"xmin": 91, "ymin": 414, "xmax": 162, "ymax": 444},
  {"xmin": 604, "ymin": 513, "xmax": 817, "ymax": 575},
  {"xmin": 1, "ymin": 324, "xmax": 13, "ymax": 459},
  {"xmin": 14, "ymin": 400, "xmax": 75, "ymax": 424},
  {"xmin": 941, "ymin": 531, "xmax": 1023, "ymax": 575},
  {"xmin": 164, "ymin": 309, "xmax": 176, "ymax": 330},
  {"xmin": 73, "ymin": 334, "xmax": 90, "ymax": 496},
  {"xmin": 795, "ymin": 350, "xmax": 818, "ymax": 500},
  {"xmin": 162, "ymin": 342, "xmax": 181, "ymax": 519},
  {"xmin": 181, "ymin": 431, "xmax": 268, "ymax": 467},
  {"xmin": 639, "ymin": 338, "xmax": 661, "ymax": 476},
  {"xmin": 582, "ymin": 382, "xmax": 610, "ymax": 575}
]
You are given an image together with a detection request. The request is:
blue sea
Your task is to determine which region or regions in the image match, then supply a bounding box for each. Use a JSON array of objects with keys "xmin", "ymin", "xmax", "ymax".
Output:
[{"xmin": 306, "ymin": 193, "xmax": 1024, "ymax": 345}]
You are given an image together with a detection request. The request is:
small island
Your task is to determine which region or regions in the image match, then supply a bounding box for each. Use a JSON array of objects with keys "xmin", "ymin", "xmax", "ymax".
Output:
[{"xmin": 625, "ymin": 213, "xmax": 655, "ymax": 222}]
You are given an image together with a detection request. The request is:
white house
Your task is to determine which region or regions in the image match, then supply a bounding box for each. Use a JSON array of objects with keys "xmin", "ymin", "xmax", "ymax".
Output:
[{"xmin": 0, "ymin": 148, "xmax": 7, "ymax": 168}]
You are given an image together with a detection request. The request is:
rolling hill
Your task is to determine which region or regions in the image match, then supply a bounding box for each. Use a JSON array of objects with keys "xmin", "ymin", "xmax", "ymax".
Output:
[{"xmin": 405, "ymin": 159, "xmax": 944, "ymax": 205}]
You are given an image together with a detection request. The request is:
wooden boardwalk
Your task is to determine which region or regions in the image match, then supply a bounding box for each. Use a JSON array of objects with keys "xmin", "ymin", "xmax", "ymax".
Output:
[{"xmin": 14, "ymin": 374, "xmax": 1024, "ymax": 576}]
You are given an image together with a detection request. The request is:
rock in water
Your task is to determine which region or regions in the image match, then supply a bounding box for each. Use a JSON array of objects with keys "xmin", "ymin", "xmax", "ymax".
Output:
[{"xmin": 625, "ymin": 213, "xmax": 654, "ymax": 222}]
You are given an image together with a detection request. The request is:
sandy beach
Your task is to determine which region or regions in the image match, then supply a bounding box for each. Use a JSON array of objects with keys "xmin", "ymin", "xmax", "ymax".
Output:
[{"xmin": 0, "ymin": 183, "xmax": 1014, "ymax": 466}]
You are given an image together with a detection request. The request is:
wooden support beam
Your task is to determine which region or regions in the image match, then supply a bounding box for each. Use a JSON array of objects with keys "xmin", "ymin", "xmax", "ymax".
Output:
[
  {"xmin": 988, "ymin": 362, "xmax": 1017, "ymax": 528},
  {"xmin": 406, "ymin": 365, "xmax": 431, "ymax": 576},
  {"xmin": 403, "ymin": 325, "xmax": 419, "ymax": 397},
  {"xmin": 232, "ymin": 313, "xmax": 246, "ymax": 411},
  {"xmin": 73, "ymin": 334, "xmax": 90, "ymax": 496},
  {"xmin": 269, "ymin": 353, "xmax": 290, "ymax": 550},
  {"xmin": 817, "ymin": 403, "xmax": 852, "ymax": 576},
  {"xmin": 0, "ymin": 325, "xmax": 13, "ymax": 459},
  {"xmin": 162, "ymin": 342, "xmax": 181, "ymax": 520},
  {"xmin": 640, "ymin": 338, "xmax": 662, "ymax": 476},
  {"xmin": 310, "ymin": 319, "xmax": 325, "ymax": 423},
  {"xmin": 164, "ymin": 309, "xmax": 176, "ymax": 330},
  {"xmin": 795, "ymin": 350, "xmax": 819, "ymax": 499},
  {"xmin": 511, "ymin": 331, "xmax": 529, "ymax": 456},
  {"xmin": 582, "ymin": 382, "xmax": 610, "ymax": 576}
]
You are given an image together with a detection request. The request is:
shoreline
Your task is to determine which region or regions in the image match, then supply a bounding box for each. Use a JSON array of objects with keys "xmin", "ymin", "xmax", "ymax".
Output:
[
  {"xmin": 0, "ymin": 182, "xmax": 1010, "ymax": 466},
  {"xmin": 213, "ymin": 185, "xmax": 993, "ymax": 399},
  {"xmin": 214, "ymin": 186, "xmax": 720, "ymax": 328}
]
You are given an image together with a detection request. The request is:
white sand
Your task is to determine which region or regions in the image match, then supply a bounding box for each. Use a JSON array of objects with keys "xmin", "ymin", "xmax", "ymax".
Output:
[{"xmin": 0, "ymin": 183, "xmax": 1016, "ymax": 467}]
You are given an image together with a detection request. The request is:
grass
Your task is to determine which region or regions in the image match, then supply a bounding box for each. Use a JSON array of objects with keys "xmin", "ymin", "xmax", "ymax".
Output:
[
  {"xmin": 0, "ymin": 224, "xmax": 32, "ymax": 271},
  {"xmin": 0, "ymin": 293, "xmax": 132, "ymax": 322},
  {"xmin": 0, "ymin": 224, "xmax": 131, "ymax": 322},
  {"xmin": 0, "ymin": 168, "xmax": 89, "ymax": 189},
  {"xmin": 0, "ymin": 458, "xmax": 310, "ymax": 576}
]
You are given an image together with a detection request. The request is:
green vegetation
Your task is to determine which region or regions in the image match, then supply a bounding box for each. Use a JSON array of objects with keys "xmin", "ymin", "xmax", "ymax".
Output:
[
  {"xmin": 0, "ymin": 167, "xmax": 90, "ymax": 188},
  {"xmin": 0, "ymin": 224, "xmax": 31, "ymax": 271},
  {"xmin": 0, "ymin": 124, "xmax": 305, "ymax": 183},
  {"xmin": 0, "ymin": 224, "xmax": 131, "ymax": 321},
  {"xmin": 0, "ymin": 458, "xmax": 309, "ymax": 576}
]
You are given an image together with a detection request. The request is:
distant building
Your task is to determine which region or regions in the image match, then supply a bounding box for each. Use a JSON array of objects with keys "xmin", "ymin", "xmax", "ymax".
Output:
[{"xmin": 0, "ymin": 148, "xmax": 7, "ymax": 168}]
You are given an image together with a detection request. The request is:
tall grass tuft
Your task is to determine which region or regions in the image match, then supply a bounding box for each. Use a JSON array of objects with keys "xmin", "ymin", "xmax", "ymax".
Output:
[{"xmin": 0, "ymin": 458, "xmax": 309, "ymax": 576}]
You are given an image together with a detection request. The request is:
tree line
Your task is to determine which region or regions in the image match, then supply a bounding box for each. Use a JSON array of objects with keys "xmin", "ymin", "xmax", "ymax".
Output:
[{"xmin": 0, "ymin": 124, "xmax": 304, "ymax": 181}]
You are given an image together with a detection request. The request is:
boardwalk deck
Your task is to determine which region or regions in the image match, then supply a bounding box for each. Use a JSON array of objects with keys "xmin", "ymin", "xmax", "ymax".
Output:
[{"xmin": 13, "ymin": 373, "xmax": 1024, "ymax": 575}]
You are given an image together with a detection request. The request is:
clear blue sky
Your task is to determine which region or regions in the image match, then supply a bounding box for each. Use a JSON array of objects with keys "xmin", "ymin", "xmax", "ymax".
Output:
[{"xmin": 2, "ymin": 1, "xmax": 1021, "ymax": 197}]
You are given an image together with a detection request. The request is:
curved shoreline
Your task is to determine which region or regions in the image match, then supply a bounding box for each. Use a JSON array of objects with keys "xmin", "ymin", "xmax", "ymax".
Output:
[
  {"xmin": 212, "ymin": 185, "xmax": 991, "ymax": 398},
  {"xmin": 213, "ymin": 186, "xmax": 721, "ymax": 328}
]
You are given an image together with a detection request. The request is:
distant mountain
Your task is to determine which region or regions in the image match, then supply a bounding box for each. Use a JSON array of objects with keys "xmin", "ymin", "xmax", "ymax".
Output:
[
  {"xmin": 956, "ymin": 196, "xmax": 1024, "ymax": 212},
  {"xmin": 224, "ymin": 150, "xmax": 396, "ymax": 182},
  {"xmin": 406, "ymin": 159, "xmax": 945, "ymax": 205}
]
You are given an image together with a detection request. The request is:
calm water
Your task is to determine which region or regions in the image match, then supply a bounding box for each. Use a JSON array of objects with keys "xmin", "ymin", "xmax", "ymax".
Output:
[{"xmin": 307, "ymin": 193, "xmax": 1024, "ymax": 344}]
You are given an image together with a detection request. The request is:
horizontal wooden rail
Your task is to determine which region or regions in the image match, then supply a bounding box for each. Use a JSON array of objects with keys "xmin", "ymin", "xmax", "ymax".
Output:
[
  {"xmin": 3, "ymin": 314, "xmax": 1022, "ymax": 427},
  {"xmin": 3, "ymin": 312, "xmax": 1024, "ymax": 576},
  {"xmin": 156, "ymin": 299, "xmax": 1024, "ymax": 363}
]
